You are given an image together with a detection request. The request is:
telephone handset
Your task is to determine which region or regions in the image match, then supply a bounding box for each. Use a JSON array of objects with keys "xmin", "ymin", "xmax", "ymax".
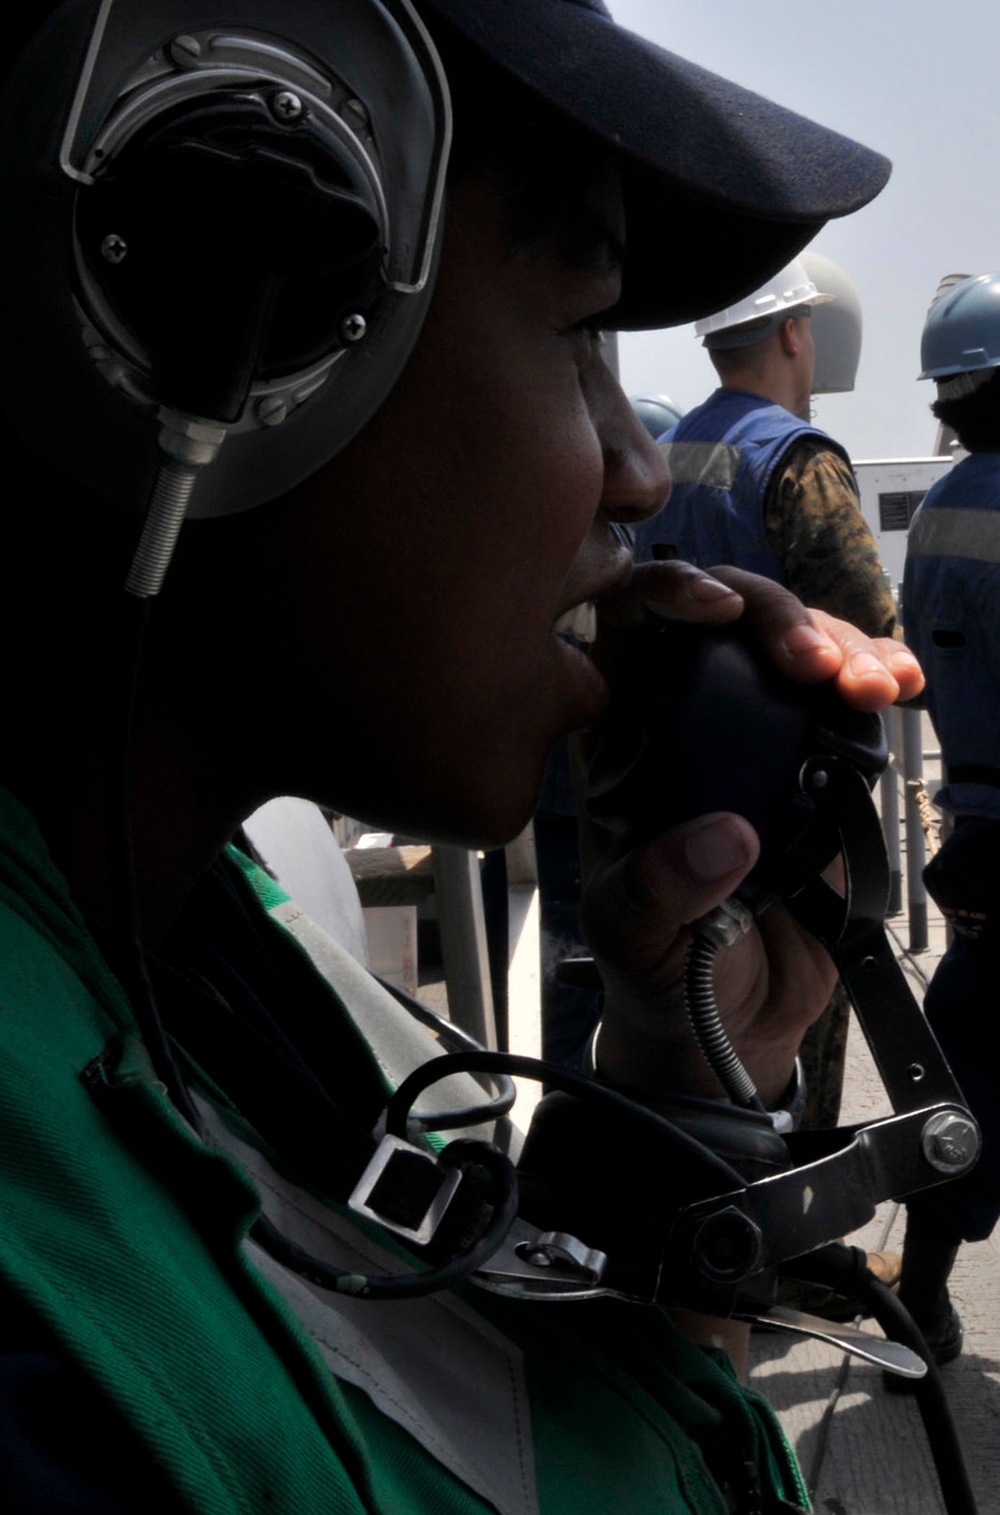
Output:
[{"xmin": 584, "ymin": 619, "xmax": 888, "ymax": 913}]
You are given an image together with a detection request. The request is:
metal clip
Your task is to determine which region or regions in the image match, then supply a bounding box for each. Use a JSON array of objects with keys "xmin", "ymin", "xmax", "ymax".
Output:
[
  {"xmin": 473, "ymin": 1218, "xmax": 608, "ymax": 1300},
  {"xmin": 348, "ymin": 1134, "xmax": 461, "ymax": 1247}
]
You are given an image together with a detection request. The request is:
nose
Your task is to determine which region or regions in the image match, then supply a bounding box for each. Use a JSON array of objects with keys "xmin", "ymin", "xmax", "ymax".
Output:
[{"xmin": 596, "ymin": 363, "xmax": 671, "ymax": 525}]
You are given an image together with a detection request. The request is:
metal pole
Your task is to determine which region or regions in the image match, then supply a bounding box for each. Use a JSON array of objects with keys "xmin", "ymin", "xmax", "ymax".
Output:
[
  {"xmin": 432, "ymin": 845, "xmax": 497, "ymax": 1049},
  {"xmin": 901, "ymin": 706, "xmax": 929, "ymax": 952},
  {"xmin": 881, "ymin": 708, "xmax": 904, "ymax": 917}
]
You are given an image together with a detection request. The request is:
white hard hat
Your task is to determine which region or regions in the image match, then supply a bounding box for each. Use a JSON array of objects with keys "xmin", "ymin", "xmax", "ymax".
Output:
[{"xmin": 696, "ymin": 258, "xmax": 832, "ymax": 349}]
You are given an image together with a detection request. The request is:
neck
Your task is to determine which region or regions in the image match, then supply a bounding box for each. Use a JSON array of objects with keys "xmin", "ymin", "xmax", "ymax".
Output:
[
  {"xmin": 719, "ymin": 371, "xmax": 802, "ymax": 413},
  {"xmin": 4, "ymin": 637, "xmax": 270, "ymax": 953},
  {"xmin": 714, "ymin": 336, "xmax": 807, "ymax": 417},
  {"xmin": 9, "ymin": 728, "xmax": 261, "ymax": 954}
]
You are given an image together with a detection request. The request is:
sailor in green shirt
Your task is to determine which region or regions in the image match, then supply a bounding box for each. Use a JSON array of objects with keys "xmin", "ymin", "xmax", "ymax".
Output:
[{"xmin": 0, "ymin": 3, "xmax": 922, "ymax": 1511}]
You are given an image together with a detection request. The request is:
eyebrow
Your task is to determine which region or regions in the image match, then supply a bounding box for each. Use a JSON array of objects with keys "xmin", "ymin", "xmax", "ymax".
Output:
[{"xmin": 496, "ymin": 162, "xmax": 626, "ymax": 275}]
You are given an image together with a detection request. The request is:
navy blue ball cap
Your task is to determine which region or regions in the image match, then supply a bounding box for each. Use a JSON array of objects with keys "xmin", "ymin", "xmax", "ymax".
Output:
[{"xmin": 418, "ymin": 0, "xmax": 891, "ymax": 329}]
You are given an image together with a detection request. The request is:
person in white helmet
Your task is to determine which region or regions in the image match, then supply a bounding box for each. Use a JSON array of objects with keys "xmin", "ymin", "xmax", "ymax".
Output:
[
  {"xmin": 633, "ymin": 258, "xmax": 902, "ymax": 1315},
  {"xmin": 634, "ymin": 256, "xmax": 896, "ymax": 644},
  {"xmin": 635, "ymin": 259, "xmax": 898, "ymax": 1120}
]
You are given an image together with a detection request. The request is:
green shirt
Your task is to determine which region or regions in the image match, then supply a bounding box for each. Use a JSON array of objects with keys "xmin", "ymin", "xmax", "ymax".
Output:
[{"xmin": 0, "ymin": 785, "xmax": 808, "ymax": 1513}]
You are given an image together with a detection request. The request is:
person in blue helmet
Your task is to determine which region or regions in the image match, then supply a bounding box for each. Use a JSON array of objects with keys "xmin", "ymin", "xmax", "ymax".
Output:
[
  {"xmin": 0, "ymin": 3, "xmax": 921, "ymax": 1510},
  {"xmin": 897, "ymin": 271, "xmax": 1000, "ymax": 1380}
]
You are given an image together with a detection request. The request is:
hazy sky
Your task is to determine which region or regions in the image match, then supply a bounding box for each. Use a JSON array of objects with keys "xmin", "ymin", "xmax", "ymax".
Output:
[{"xmin": 612, "ymin": 0, "xmax": 1000, "ymax": 461}]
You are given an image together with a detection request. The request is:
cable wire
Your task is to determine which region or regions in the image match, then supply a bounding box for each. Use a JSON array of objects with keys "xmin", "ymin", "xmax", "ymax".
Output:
[
  {"xmin": 110, "ymin": 592, "xmax": 201, "ymax": 1128},
  {"xmin": 785, "ymin": 1243, "xmax": 978, "ymax": 1515},
  {"xmin": 684, "ymin": 933, "xmax": 765, "ymax": 1111}
]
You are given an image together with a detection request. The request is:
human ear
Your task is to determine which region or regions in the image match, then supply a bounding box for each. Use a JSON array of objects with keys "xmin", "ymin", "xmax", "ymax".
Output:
[{"xmin": 778, "ymin": 316, "xmax": 800, "ymax": 358}]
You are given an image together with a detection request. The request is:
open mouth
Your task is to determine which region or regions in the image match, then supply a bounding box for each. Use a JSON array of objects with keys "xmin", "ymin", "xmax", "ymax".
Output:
[{"xmin": 554, "ymin": 601, "xmax": 597, "ymax": 649}]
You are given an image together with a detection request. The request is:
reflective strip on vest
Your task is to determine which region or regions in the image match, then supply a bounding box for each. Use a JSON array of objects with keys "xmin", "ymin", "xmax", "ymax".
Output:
[
  {"xmin": 909, "ymin": 507, "xmax": 1000, "ymax": 564},
  {"xmin": 660, "ymin": 440, "xmax": 741, "ymax": 490}
]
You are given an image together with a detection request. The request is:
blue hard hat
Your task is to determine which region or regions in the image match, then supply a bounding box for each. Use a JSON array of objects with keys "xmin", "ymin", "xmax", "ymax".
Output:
[
  {"xmin": 630, "ymin": 394, "xmax": 684, "ymax": 441},
  {"xmin": 919, "ymin": 273, "xmax": 1000, "ymax": 380}
]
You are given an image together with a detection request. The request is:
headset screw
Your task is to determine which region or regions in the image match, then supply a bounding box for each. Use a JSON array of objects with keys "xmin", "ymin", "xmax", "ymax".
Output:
[
  {"xmin": 526, "ymin": 1250, "xmax": 552, "ymax": 1269},
  {"xmin": 272, "ymin": 90, "xmax": 304, "ymax": 123},
  {"xmin": 167, "ymin": 34, "xmax": 203, "ymax": 68},
  {"xmin": 921, "ymin": 1112, "xmax": 979, "ymax": 1175},
  {"xmin": 340, "ymin": 313, "xmax": 367, "ymax": 344},
  {"xmin": 810, "ymin": 769, "xmax": 829, "ymax": 790},
  {"xmin": 255, "ymin": 395, "xmax": 288, "ymax": 428},
  {"xmin": 343, "ymin": 97, "xmax": 371, "ymax": 131},
  {"xmin": 100, "ymin": 234, "xmax": 128, "ymax": 265},
  {"xmin": 87, "ymin": 343, "xmax": 115, "ymax": 374}
]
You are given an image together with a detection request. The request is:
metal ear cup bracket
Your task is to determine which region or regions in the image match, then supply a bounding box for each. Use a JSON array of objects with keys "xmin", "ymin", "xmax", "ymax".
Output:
[
  {"xmin": 60, "ymin": 2, "xmax": 447, "ymax": 298},
  {"xmin": 69, "ymin": 30, "xmax": 393, "ymax": 429}
]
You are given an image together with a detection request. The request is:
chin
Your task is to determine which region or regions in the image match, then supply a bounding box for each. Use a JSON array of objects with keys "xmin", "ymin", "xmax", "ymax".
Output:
[
  {"xmin": 293, "ymin": 727, "xmax": 551, "ymax": 852},
  {"xmin": 404, "ymin": 761, "xmax": 547, "ymax": 853},
  {"xmin": 420, "ymin": 794, "xmax": 539, "ymax": 853},
  {"xmin": 307, "ymin": 777, "xmax": 535, "ymax": 855}
]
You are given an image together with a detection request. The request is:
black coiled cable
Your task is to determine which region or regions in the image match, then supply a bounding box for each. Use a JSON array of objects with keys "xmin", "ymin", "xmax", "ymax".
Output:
[{"xmin": 684, "ymin": 932, "xmax": 764, "ymax": 1112}]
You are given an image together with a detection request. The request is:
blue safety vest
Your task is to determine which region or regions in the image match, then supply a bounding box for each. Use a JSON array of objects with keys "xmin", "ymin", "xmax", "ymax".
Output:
[
  {"xmin": 634, "ymin": 388, "xmax": 847, "ymax": 582},
  {"xmin": 904, "ymin": 452, "xmax": 1000, "ymax": 821}
]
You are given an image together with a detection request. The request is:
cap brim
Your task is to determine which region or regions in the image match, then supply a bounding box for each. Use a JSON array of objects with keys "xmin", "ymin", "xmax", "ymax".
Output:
[{"xmin": 420, "ymin": 0, "xmax": 891, "ymax": 329}]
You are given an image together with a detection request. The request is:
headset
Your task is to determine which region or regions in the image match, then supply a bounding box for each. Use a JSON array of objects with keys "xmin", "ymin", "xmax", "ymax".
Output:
[{"xmin": 0, "ymin": 0, "xmax": 450, "ymax": 588}]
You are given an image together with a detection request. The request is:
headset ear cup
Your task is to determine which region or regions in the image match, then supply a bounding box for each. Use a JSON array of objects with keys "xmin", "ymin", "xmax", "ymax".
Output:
[
  {"xmin": 0, "ymin": 0, "xmax": 451, "ymax": 518},
  {"xmin": 77, "ymin": 96, "xmax": 385, "ymax": 422}
]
